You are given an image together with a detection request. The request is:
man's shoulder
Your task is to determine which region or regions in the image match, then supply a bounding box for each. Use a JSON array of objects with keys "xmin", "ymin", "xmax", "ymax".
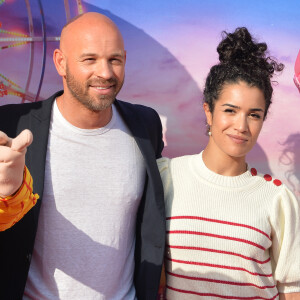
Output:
[
  {"xmin": 0, "ymin": 91, "xmax": 61, "ymax": 115},
  {"xmin": 114, "ymin": 99, "xmax": 163, "ymax": 150},
  {"xmin": 115, "ymin": 99, "xmax": 160, "ymax": 120},
  {"xmin": 115, "ymin": 98, "xmax": 156, "ymax": 110},
  {"xmin": 0, "ymin": 91, "xmax": 61, "ymax": 135},
  {"xmin": 0, "ymin": 100, "xmax": 39, "ymax": 113}
]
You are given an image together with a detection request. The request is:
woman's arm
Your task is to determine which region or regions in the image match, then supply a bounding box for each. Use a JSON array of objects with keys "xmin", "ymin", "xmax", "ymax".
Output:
[{"xmin": 279, "ymin": 293, "xmax": 300, "ymax": 300}]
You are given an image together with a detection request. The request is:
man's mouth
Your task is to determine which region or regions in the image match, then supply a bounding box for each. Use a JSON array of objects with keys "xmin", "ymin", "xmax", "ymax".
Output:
[
  {"xmin": 94, "ymin": 86, "xmax": 112, "ymax": 90},
  {"xmin": 90, "ymin": 84, "xmax": 114, "ymax": 89}
]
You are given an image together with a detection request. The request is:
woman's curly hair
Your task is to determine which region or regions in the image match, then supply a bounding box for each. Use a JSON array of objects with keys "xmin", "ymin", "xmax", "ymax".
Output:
[{"xmin": 203, "ymin": 27, "xmax": 284, "ymax": 118}]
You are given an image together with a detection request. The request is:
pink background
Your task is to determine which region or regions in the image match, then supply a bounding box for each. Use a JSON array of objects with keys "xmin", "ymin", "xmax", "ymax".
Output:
[{"xmin": 0, "ymin": 0, "xmax": 299, "ymax": 197}]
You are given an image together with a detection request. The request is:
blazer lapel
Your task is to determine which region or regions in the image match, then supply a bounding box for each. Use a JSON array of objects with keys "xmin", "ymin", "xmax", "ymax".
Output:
[
  {"xmin": 114, "ymin": 100, "xmax": 157, "ymax": 171},
  {"xmin": 24, "ymin": 92, "xmax": 62, "ymax": 222},
  {"xmin": 26, "ymin": 98, "xmax": 54, "ymax": 196},
  {"xmin": 114, "ymin": 100, "xmax": 165, "ymax": 216}
]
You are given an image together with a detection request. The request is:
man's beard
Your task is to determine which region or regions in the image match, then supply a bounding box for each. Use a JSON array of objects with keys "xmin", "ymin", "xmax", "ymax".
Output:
[{"xmin": 65, "ymin": 67, "xmax": 123, "ymax": 112}]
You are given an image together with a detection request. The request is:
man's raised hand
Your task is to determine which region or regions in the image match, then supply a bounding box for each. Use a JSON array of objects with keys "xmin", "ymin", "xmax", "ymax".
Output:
[{"xmin": 0, "ymin": 130, "xmax": 33, "ymax": 197}]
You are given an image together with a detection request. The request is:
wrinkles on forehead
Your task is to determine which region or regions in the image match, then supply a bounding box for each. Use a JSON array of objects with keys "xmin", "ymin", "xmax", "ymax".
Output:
[{"xmin": 59, "ymin": 12, "xmax": 124, "ymax": 54}]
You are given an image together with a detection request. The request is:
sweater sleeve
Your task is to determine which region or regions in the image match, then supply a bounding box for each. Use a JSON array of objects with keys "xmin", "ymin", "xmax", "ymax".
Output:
[
  {"xmin": 270, "ymin": 185, "xmax": 300, "ymax": 293},
  {"xmin": 157, "ymin": 157, "xmax": 172, "ymax": 207},
  {"xmin": 0, "ymin": 166, "xmax": 39, "ymax": 231}
]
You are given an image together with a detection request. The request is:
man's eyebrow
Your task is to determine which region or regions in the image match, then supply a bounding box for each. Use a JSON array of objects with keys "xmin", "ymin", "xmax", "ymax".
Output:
[
  {"xmin": 79, "ymin": 52, "xmax": 125, "ymax": 58},
  {"xmin": 221, "ymin": 103, "xmax": 264, "ymax": 112},
  {"xmin": 79, "ymin": 53, "xmax": 97, "ymax": 58}
]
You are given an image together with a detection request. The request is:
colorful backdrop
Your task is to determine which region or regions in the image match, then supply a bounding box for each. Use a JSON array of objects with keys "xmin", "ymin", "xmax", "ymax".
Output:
[{"xmin": 0, "ymin": 0, "xmax": 300, "ymax": 197}]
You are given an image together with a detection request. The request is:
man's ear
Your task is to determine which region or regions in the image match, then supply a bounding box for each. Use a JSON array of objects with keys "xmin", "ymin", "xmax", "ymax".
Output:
[
  {"xmin": 53, "ymin": 49, "xmax": 66, "ymax": 77},
  {"xmin": 203, "ymin": 102, "xmax": 212, "ymax": 126},
  {"xmin": 124, "ymin": 50, "xmax": 127, "ymax": 64}
]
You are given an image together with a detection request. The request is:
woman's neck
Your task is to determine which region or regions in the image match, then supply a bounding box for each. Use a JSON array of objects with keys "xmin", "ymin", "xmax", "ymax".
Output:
[{"xmin": 202, "ymin": 142, "xmax": 247, "ymax": 176}]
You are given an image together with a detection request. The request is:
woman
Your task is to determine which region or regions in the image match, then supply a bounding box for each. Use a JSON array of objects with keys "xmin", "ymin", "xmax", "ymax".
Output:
[{"xmin": 158, "ymin": 27, "xmax": 300, "ymax": 299}]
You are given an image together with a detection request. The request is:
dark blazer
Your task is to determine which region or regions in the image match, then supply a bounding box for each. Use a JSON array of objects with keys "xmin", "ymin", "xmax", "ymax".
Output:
[{"xmin": 0, "ymin": 91, "xmax": 165, "ymax": 300}]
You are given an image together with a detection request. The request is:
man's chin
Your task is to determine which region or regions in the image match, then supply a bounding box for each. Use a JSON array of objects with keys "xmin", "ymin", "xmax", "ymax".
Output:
[{"xmin": 85, "ymin": 98, "xmax": 115, "ymax": 112}]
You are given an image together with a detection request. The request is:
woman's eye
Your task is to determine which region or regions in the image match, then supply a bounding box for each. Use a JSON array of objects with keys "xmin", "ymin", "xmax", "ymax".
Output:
[
  {"xmin": 224, "ymin": 109, "xmax": 235, "ymax": 113},
  {"xmin": 250, "ymin": 113, "xmax": 261, "ymax": 119}
]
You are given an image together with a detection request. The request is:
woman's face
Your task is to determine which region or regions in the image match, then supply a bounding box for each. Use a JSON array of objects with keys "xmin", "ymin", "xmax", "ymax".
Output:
[{"xmin": 204, "ymin": 81, "xmax": 265, "ymax": 160}]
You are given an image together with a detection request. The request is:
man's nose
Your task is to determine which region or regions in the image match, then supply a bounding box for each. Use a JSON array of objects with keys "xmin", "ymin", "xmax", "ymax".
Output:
[{"xmin": 95, "ymin": 60, "xmax": 113, "ymax": 80}]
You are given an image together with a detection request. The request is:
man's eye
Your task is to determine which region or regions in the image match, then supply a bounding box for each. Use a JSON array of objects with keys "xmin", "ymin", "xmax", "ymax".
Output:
[
  {"xmin": 84, "ymin": 58, "xmax": 95, "ymax": 62},
  {"xmin": 111, "ymin": 58, "xmax": 122, "ymax": 64},
  {"xmin": 224, "ymin": 109, "xmax": 235, "ymax": 113}
]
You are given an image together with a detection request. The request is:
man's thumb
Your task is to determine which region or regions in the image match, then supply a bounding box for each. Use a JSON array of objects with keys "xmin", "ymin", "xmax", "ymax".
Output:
[{"xmin": 11, "ymin": 129, "xmax": 33, "ymax": 151}]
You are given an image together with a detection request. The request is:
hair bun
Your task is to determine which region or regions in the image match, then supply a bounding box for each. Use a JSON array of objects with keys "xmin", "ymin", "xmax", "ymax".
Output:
[
  {"xmin": 217, "ymin": 27, "xmax": 283, "ymax": 77},
  {"xmin": 217, "ymin": 27, "xmax": 266, "ymax": 64}
]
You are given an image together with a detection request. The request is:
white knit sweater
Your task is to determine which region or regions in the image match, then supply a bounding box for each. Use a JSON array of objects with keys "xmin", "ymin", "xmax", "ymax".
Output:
[{"xmin": 158, "ymin": 152, "xmax": 300, "ymax": 300}]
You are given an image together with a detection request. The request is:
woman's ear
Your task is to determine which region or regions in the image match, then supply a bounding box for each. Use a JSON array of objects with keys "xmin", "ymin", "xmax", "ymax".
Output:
[{"xmin": 203, "ymin": 102, "xmax": 212, "ymax": 126}]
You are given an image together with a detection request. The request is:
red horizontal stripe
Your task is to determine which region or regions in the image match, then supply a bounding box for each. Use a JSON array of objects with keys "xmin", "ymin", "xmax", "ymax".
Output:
[
  {"xmin": 166, "ymin": 257, "xmax": 272, "ymax": 277},
  {"xmin": 167, "ymin": 230, "xmax": 266, "ymax": 250},
  {"xmin": 167, "ymin": 270, "xmax": 276, "ymax": 289},
  {"xmin": 166, "ymin": 244, "xmax": 270, "ymax": 264},
  {"xmin": 167, "ymin": 285, "xmax": 279, "ymax": 299},
  {"xmin": 167, "ymin": 216, "xmax": 271, "ymax": 241}
]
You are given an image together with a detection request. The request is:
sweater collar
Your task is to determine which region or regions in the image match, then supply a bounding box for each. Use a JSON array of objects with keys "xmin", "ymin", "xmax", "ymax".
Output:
[{"xmin": 191, "ymin": 151, "xmax": 254, "ymax": 188}]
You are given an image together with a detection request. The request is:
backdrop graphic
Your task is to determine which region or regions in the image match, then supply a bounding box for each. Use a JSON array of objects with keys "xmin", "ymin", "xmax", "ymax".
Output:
[{"xmin": 0, "ymin": 0, "xmax": 300, "ymax": 198}]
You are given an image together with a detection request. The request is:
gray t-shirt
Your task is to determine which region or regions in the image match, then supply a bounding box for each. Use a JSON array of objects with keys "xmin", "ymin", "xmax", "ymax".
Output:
[{"xmin": 24, "ymin": 101, "xmax": 145, "ymax": 299}]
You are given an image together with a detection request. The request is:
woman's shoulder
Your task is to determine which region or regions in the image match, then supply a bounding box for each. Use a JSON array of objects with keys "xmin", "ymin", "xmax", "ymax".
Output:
[
  {"xmin": 248, "ymin": 166, "xmax": 285, "ymax": 189},
  {"xmin": 157, "ymin": 154, "xmax": 200, "ymax": 182},
  {"xmin": 247, "ymin": 166, "xmax": 295, "ymax": 201},
  {"xmin": 157, "ymin": 153, "xmax": 200, "ymax": 173}
]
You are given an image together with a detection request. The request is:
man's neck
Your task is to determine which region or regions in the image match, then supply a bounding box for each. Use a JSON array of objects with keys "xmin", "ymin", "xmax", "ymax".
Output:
[{"xmin": 56, "ymin": 94, "xmax": 113, "ymax": 129}]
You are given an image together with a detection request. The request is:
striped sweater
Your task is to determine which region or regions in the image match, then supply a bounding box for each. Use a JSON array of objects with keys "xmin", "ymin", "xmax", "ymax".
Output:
[{"xmin": 158, "ymin": 152, "xmax": 300, "ymax": 299}]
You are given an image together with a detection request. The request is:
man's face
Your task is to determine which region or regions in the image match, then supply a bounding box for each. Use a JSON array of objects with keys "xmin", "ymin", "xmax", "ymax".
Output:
[{"xmin": 63, "ymin": 21, "xmax": 126, "ymax": 112}]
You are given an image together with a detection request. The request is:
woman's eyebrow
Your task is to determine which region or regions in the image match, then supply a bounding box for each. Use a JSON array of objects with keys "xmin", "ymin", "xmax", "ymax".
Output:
[{"xmin": 221, "ymin": 104, "xmax": 264, "ymax": 112}]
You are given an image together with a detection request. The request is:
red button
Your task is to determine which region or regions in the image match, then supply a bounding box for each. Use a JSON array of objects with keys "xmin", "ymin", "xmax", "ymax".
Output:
[
  {"xmin": 251, "ymin": 168, "xmax": 257, "ymax": 176},
  {"xmin": 273, "ymin": 179, "xmax": 282, "ymax": 186},
  {"xmin": 264, "ymin": 174, "xmax": 272, "ymax": 181}
]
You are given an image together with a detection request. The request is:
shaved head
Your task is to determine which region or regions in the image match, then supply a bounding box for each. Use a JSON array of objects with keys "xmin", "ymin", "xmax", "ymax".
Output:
[{"xmin": 60, "ymin": 12, "xmax": 124, "ymax": 52}]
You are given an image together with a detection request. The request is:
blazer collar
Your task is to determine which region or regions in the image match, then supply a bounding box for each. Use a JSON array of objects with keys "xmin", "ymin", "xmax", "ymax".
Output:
[
  {"xmin": 26, "ymin": 91, "xmax": 62, "ymax": 195},
  {"xmin": 114, "ymin": 99, "xmax": 157, "ymax": 165}
]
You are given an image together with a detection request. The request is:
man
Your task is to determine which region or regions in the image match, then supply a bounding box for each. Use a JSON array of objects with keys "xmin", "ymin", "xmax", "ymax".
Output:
[{"xmin": 0, "ymin": 12, "xmax": 165, "ymax": 300}]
